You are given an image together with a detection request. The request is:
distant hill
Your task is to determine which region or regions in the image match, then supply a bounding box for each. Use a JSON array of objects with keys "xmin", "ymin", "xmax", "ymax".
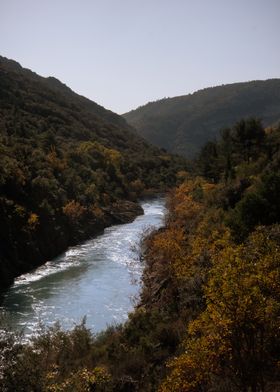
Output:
[
  {"xmin": 0, "ymin": 56, "xmax": 185, "ymax": 288},
  {"xmin": 123, "ymin": 80, "xmax": 280, "ymax": 157}
]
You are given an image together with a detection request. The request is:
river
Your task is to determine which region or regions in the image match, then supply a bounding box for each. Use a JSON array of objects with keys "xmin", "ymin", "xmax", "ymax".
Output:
[{"xmin": 0, "ymin": 198, "xmax": 166, "ymax": 338}]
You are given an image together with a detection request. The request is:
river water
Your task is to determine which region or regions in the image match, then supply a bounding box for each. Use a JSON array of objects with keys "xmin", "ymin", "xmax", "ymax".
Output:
[{"xmin": 0, "ymin": 198, "xmax": 166, "ymax": 337}]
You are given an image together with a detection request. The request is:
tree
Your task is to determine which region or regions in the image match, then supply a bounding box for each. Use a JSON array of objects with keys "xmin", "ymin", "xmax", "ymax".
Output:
[
  {"xmin": 160, "ymin": 226, "xmax": 280, "ymax": 392},
  {"xmin": 227, "ymin": 172, "xmax": 280, "ymax": 241},
  {"xmin": 197, "ymin": 141, "xmax": 220, "ymax": 182},
  {"xmin": 232, "ymin": 118, "xmax": 265, "ymax": 162}
]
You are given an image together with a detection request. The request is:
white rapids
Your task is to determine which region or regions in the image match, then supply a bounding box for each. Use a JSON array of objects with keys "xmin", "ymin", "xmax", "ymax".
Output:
[{"xmin": 0, "ymin": 198, "xmax": 166, "ymax": 338}]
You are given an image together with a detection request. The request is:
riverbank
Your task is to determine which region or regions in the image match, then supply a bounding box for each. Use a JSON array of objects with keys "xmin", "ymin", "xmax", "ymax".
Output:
[
  {"xmin": 0, "ymin": 198, "xmax": 165, "ymax": 337},
  {"xmin": 0, "ymin": 195, "xmax": 180, "ymax": 391},
  {"xmin": 0, "ymin": 199, "xmax": 144, "ymax": 291}
]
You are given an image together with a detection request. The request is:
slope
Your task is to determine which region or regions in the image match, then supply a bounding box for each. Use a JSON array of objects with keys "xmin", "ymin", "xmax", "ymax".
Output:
[
  {"xmin": 123, "ymin": 79, "xmax": 280, "ymax": 157},
  {"xmin": 0, "ymin": 56, "xmax": 185, "ymax": 289}
]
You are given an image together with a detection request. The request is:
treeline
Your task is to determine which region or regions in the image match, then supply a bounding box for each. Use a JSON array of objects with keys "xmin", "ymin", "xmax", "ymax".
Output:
[
  {"xmin": 1, "ymin": 118, "xmax": 280, "ymax": 391},
  {"xmin": 0, "ymin": 56, "xmax": 186, "ymax": 288}
]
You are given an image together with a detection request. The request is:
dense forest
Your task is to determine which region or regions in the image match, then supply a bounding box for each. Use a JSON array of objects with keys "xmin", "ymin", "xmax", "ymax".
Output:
[
  {"xmin": 0, "ymin": 56, "xmax": 186, "ymax": 289},
  {"xmin": 123, "ymin": 80, "xmax": 280, "ymax": 157},
  {"xmin": 1, "ymin": 117, "xmax": 280, "ymax": 391}
]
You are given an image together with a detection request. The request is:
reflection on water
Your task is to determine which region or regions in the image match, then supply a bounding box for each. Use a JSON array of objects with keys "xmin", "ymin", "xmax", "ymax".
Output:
[{"xmin": 0, "ymin": 198, "xmax": 166, "ymax": 337}]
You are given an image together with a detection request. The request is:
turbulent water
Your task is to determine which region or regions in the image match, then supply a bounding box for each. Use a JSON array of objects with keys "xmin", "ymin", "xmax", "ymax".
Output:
[{"xmin": 0, "ymin": 198, "xmax": 166, "ymax": 337}]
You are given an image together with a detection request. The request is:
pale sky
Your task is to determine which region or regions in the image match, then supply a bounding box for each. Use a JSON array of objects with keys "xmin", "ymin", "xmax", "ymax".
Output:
[{"xmin": 0, "ymin": 0, "xmax": 279, "ymax": 114}]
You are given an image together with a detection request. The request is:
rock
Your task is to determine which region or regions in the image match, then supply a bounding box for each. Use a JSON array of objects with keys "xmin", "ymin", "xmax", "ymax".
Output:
[{"xmin": 105, "ymin": 200, "xmax": 144, "ymax": 224}]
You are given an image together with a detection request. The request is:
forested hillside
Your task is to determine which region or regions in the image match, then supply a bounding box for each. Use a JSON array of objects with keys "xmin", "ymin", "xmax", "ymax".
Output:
[
  {"xmin": 0, "ymin": 56, "xmax": 186, "ymax": 289},
  {"xmin": 1, "ymin": 118, "xmax": 280, "ymax": 392},
  {"xmin": 123, "ymin": 80, "xmax": 280, "ymax": 157}
]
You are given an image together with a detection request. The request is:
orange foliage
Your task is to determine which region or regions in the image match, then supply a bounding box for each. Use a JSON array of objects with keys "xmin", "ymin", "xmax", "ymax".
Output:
[
  {"xmin": 159, "ymin": 227, "xmax": 280, "ymax": 392},
  {"xmin": 27, "ymin": 212, "xmax": 39, "ymax": 230},
  {"xmin": 151, "ymin": 226, "xmax": 186, "ymax": 271},
  {"xmin": 157, "ymin": 179, "xmax": 228, "ymax": 280},
  {"xmin": 89, "ymin": 204, "xmax": 104, "ymax": 220},
  {"xmin": 63, "ymin": 200, "xmax": 86, "ymax": 221},
  {"xmin": 167, "ymin": 180, "xmax": 204, "ymax": 230}
]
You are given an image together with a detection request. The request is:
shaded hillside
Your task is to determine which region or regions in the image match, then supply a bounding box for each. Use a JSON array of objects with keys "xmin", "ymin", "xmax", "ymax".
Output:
[
  {"xmin": 0, "ymin": 56, "xmax": 186, "ymax": 289},
  {"xmin": 123, "ymin": 79, "xmax": 280, "ymax": 157}
]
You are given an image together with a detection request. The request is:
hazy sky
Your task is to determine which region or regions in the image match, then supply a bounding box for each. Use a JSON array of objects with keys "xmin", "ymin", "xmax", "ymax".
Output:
[{"xmin": 1, "ymin": 0, "xmax": 279, "ymax": 113}]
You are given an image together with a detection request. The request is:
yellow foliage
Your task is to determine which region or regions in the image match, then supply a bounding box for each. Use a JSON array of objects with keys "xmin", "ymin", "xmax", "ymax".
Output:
[
  {"xmin": 167, "ymin": 179, "xmax": 205, "ymax": 229},
  {"xmin": 176, "ymin": 170, "xmax": 189, "ymax": 180},
  {"xmin": 47, "ymin": 147, "xmax": 66, "ymax": 172},
  {"xmin": 63, "ymin": 200, "xmax": 86, "ymax": 221},
  {"xmin": 78, "ymin": 141, "xmax": 122, "ymax": 170},
  {"xmin": 104, "ymin": 148, "xmax": 121, "ymax": 169},
  {"xmin": 160, "ymin": 331, "xmax": 229, "ymax": 392},
  {"xmin": 151, "ymin": 226, "xmax": 186, "ymax": 269},
  {"xmin": 14, "ymin": 204, "xmax": 26, "ymax": 218},
  {"xmin": 45, "ymin": 366, "xmax": 111, "ymax": 392},
  {"xmin": 160, "ymin": 179, "xmax": 229, "ymax": 280},
  {"xmin": 27, "ymin": 212, "xmax": 39, "ymax": 229},
  {"xmin": 159, "ymin": 226, "xmax": 280, "ymax": 391}
]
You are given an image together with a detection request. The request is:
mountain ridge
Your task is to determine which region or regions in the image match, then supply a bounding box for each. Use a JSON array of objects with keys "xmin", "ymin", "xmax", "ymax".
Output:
[{"xmin": 123, "ymin": 79, "xmax": 280, "ymax": 157}]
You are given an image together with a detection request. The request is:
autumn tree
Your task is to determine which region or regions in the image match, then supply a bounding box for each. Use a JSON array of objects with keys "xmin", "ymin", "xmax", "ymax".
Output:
[{"xmin": 160, "ymin": 226, "xmax": 280, "ymax": 392}]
